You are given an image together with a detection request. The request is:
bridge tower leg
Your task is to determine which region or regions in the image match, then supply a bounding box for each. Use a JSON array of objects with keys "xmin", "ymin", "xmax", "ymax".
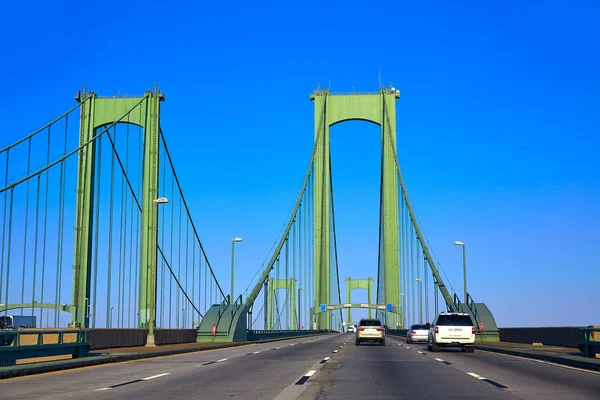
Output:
[
  {"xmin": 380, "ymin": 93, "xmax": 401, "ymax": 329},
  {"xmin": 71, "ymin": 90, "xmax": 96, "ymax": 328}
]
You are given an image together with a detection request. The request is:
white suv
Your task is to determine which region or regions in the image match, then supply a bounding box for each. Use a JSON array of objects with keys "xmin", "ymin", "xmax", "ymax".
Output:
[
  {"xmin": 355, "ymin": 318, "xmax": 385, "ymax": 346},
  {"xmin": 427, "ymin": 312, "xmax": 475, "ymax": 353}
]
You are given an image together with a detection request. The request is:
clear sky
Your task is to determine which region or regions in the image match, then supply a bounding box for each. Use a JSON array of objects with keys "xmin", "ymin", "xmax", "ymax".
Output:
[{"xmin": 0, "ymin": 1, "xmax": 598, "ymax": 327}]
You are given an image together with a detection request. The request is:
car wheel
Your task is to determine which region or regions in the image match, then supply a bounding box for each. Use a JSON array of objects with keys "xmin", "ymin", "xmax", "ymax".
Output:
[
  {"xmin": 432, "ymin": 342, "xmax": 439, "ymax": 352},
  {"xmin": 468, "ymin": 347, "xmax": 475, "ymax": 353}
]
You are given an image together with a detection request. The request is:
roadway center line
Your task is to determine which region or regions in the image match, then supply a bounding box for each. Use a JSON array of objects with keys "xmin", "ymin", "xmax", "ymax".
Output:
[
  {"xmin": 295, "ymin": 370, "xmax": 316, "ymax": 385},
  {"xmin": 435, "ymin": 358, "xmax": 444, "ymax": 362},
  {"xmin": 467, "ymin": 372, "xmax": 486, "ymax": 379},
  {"xmin": 467, "ymin": 372, "xmax": 508, "ymax": 389},
  {"xmin": 143, "ymin": 373, "xmax": 170, "ymax": 380},
  {"xmin": 216, "ymin": 358, "xmax": 228, "ymax": 363}
]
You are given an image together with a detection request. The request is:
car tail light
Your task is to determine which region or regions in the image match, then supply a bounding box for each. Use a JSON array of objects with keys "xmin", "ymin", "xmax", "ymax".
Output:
[
  {"xmin": 410, "ymin": 331, "xmax": 416, "ymax": 334},
  {"xmin": 472, "ymin": 326, "xmax": 475, "ymax": 334},
  {"xmin": 376, "ymin": 328, "xmax": 384, "ymax": 331},
  {"xmin": 358, "ymin": 327, "xmax": 365, "ymax": 331},
  {"xmin": 434, "ymin": 326, "xmax": 439, "ymax": 334}
]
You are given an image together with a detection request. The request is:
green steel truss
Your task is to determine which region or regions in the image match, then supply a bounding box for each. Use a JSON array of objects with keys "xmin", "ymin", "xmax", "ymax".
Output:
[
  {"xmin": 345, "ymin": 277, "xmax": 374, "ymax": 322},
  {"xmin": 71, "ymin": 88, "xmax": 164, "ymax": 328}
]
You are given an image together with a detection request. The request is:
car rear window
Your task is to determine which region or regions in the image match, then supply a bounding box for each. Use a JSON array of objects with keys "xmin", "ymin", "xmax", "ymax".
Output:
[
  {"xmin": 359, "ymin": 319, "xmax": 381, "ymax": 327},
  {"xmin": 436, "ymin": 315, "xmax": 473, "ymax": 326},
  {"xmin": 411, "ymin": 324, "xmax": 429, "ymax": 330}
]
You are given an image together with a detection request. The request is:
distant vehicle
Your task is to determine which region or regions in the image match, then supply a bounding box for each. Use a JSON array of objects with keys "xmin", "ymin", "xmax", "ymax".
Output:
[
  {"xmin": 355, "ymin": 318, "xmax": 385, "ymax": 346},
  {"xmin": 347, "ymin": 326, "xmax": 355, "ymax": 333},
  {"xmin": 0, "ymin": 315, "xmax": 37, "ymax": 330},
  {"xmin": 407, "ymin": 323, "xmax": 429, "ymax": 343},
  {"xmin": 427, "ymin": 312, "xmax": 475, "ymax": 353}
]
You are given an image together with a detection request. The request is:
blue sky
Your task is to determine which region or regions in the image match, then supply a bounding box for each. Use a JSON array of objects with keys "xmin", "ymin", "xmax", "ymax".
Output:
[{"xmin": 0, "ymin": 1, "xmax": 598, "ymax": 327}]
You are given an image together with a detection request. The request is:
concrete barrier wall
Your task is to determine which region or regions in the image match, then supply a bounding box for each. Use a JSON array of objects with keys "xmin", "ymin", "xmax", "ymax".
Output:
[
  {"xmin": 88, "ymin": 329, "xmax": 197, "ymax": 350},
  {"xmin": 499, "ymin": 327, "xmax": 582, "ymax": 348}
]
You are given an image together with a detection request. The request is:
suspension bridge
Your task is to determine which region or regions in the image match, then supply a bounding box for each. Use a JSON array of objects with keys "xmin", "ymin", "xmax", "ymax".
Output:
[{"xmin": 0, "ymin": 84, "xmax": 499, "ymax": 346}]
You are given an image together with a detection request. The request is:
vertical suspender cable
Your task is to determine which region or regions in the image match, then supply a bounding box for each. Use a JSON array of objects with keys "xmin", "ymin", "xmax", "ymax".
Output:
[
  {"xmin": 0, "ymin": 150, "xmax": 8, "ymax": 305},
  {"xmin": 177, "ymin": 196, "xmax": 182, "ymax": 326},
  {"xmin": 4, "ymin": 189, "xmax": 14, "ymax": 319},
  {"xmin": 106, "ymin": 126, "xmax": 116, "ymax": 328},
  {"xmin": 185, "ymin": 220, "xmax": 189, "ymax": 327},
  {"xmin": 41, "ymin": 129, "xmax": 51, "ymax": 327},
  {"xmin": 30, "ymin": 174, "xmax": 41, "ymax": 318},
  {"xmin": 21, "ymin": 139, "xmax": 33, "ymax": 315},
  {"xmin": 92, "ymin": 135, "xmax": 102, "ymax": 328}
]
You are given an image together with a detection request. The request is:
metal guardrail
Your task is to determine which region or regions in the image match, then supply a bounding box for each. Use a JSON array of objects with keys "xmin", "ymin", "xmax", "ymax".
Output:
[
  {"xmin": 247, "ymin": 329, "xmax": 329, "ymax": 341},
  {"xmin": 579, "ymin": 327, "xmax": 600, "ymax": 358},
  {"xmin": 0, "ymin": 329, "xmax": 90, "ymax": 366}
]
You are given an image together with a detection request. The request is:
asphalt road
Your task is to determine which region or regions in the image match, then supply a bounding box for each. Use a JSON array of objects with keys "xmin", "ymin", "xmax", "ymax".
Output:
[{"xmin": 1, "ymin": 334, "xmax": 599, "ymax": 399}]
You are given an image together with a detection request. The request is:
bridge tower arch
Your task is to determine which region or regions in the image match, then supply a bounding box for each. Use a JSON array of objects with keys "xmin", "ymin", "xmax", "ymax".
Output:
[{"xmin": 345, "ymin": 277, "xmax": 374, "ymax": 324}]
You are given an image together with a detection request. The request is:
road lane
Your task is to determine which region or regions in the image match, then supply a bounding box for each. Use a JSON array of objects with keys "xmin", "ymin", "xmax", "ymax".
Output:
[
  {"xmin": 299, "ymin": 335, "xmax": 516, "ymax": 400},
  {"xmin": 0, "ymin": 334, "xmax": 337, "ymax": 400},
  {"xmin": 396, "ymin": 339, "xmax": 600, "ymax": 400}
]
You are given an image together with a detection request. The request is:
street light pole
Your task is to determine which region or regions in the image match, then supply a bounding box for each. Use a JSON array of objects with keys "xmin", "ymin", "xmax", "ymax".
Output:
[
  {"xmin": 415, "ymin": 279, "xmax": 423, "ymax": 324},
  {"xmin": 231, "ymin": 238, "xmax": 243, "ymax": 304},
  {"xmin": 147, "ymin": 197, "xmax": 169, "ymax": 347},
  {"xmin": 454, "ymin": 241, "xmax": 467, "ymax": 304}
]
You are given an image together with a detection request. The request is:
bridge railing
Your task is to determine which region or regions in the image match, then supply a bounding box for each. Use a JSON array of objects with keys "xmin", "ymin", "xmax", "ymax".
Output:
[
  {"xmin": 0, "ymin": 329, "xmax": 90, "ymax": 365},
  {"xmin": 247, "ymin": 329, "xmax": 329, "ymax": 341}
]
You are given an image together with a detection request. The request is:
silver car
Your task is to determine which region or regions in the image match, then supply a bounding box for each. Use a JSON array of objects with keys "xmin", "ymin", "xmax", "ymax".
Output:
[
  {"xmin": 407, "ymin": 323, "xmax": 430, "ymax": 343},
  {"xmin": 355, "ymin": 318, "xmax": 385, "ymax": 346}
]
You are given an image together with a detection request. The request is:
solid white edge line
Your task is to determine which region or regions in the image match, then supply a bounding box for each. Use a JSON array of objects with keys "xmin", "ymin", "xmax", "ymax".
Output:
[
  {"xmin": 305, "ymin": 370, "xmax": 317, "ymax": 377},
  {"xmin": 467, "ymin": 372, "xmax": 486, "ymax": 380},
  {"xmin": 333, "ymin": 350, "xmax": 339, "ymax": 353},
  {"xmin": 478, "ymin": 348, "xmax": 600, "ymax": 376},
  {"xmin": 143, "ymin": 373, "xmax": 170, "ymax": 381},
  {"xmin": 217, "ymin": 358, "xmax": 228, "ymax": 362}
]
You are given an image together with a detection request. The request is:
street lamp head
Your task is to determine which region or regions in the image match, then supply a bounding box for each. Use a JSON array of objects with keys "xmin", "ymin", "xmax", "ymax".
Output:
[
  {"xmin": 153, "ymin": 197, "xmax": 169, "ymax": 204},
  {"xmin": 233, "ymin": 237, "xmax": 243, "ymax": 242},
  {"xmin": 454, "ymin": 241, "xmax": 465, "ymax": 246}
]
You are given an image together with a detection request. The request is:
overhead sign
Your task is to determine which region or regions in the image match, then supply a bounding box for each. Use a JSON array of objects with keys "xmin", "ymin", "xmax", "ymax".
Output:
[
  {"xmin": 377, "ymin": 305, "xmax": 386, "ymax": 310},
  {"xmin": 360, "ymin": 303, "xmax": 369, "ymax": 308},
  {"xmin": 327, "ymin": 305, "xmax": 335, "ymax": 310},
  {"xmin": 386, "ymin": 303, "xmax": 393, "ymax": 312},
  {"xmin": 343, "ymin": 303, "xmax": 352, "ymax": 308},
  {"xmin": 320, "ymin": 304, "xmax": 327, "ymax": 312}
]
